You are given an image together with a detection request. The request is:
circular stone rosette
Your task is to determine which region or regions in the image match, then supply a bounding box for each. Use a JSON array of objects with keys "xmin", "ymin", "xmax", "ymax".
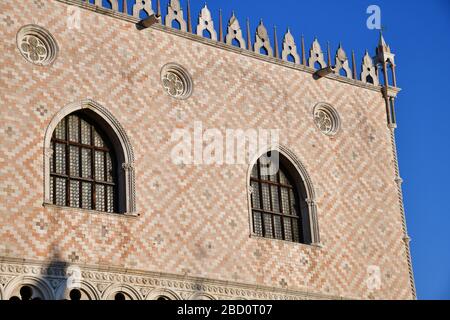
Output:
[
  {"xmin": 313, "ymin": 103, "xmax": 341, "ymax": 136},
  {"xmin": 160, "ymin": 63, "xmax": 193, "ymax": 100},
  {"xmin": 16, "ymin": 25, "xmax": 58, "ymax": 66}
]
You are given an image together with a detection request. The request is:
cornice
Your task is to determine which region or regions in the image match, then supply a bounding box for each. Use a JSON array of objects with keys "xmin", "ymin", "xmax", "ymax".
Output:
[
  {"xmin": 54, "ymin": 0, "xmax": 384, "ymax": 94},
  {"xmin": 0, "ymin": 256, "xmax": 354, "ymax": 300}
]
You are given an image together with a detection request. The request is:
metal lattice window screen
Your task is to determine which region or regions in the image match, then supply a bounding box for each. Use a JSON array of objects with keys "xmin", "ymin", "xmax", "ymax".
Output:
[
  {"xmin": 50, "ymin": 113, "xmax": 117, "ymax": 213},
  {"xmin": 250, "ymin": 156, "xmax": 304, "ymax": 243}
]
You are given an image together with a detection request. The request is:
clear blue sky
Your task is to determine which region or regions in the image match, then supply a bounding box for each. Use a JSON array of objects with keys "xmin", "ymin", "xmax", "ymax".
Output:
[{"xmin": 122, "ymin": 0, "xmax": 450, "ymax": 299}]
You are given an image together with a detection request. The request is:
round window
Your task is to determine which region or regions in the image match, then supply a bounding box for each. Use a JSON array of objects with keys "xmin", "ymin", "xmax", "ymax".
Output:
[
  {"xmin": 16, "ymin": 25, "xmax": 58, "ymax": 66},
  {"xmin": 160, "ymin": 63, "xmax": 193, "ymax": 99},
  {"xmin": 313, "ymin": 103, "xmax": 341, "ymax": 136}
]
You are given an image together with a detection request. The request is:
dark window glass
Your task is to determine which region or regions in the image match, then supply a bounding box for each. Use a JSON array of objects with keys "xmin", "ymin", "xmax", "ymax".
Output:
[
  {"xmin": 250, "ymin": 155, "xmax": 304, "ymax": 243},
  {"xmin": 50, "ymin": 113, "xmax": 117, "ymax": 213}
]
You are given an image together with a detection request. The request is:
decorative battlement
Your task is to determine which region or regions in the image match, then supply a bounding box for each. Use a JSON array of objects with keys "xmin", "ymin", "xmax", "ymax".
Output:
[{"xmin": 62, "ymin": 0, "xmax": 397, "ymax": 91}]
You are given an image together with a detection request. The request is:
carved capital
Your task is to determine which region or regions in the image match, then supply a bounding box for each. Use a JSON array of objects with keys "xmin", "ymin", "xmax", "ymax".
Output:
[
  {"xmin": 122, "ymin": 162, "xmax": 135, "ymax": 171},
  {"xmin": 388, "ymin": 123, "xmax": 397, "ymax": 130}
]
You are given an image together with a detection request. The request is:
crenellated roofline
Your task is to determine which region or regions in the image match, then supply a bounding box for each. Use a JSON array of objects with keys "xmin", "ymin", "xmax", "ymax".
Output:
[{"xmin": 56, "ymin": 0, "xmax": 399, "ymax": 94}]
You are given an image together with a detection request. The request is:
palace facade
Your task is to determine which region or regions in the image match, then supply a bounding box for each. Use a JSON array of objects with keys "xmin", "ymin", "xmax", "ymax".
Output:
[{"xmin": 0, "ymin": 0, "xmax": 415, "ymax": 300}]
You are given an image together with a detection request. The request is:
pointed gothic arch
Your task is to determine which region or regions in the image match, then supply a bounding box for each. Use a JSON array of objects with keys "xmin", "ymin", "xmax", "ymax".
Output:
[
  {"xmin": 43, "ymin": 99, "xmax": 136, "ymax": 215},
  {"xmin": 246, "ymin": 145, "xmax": 320, "ymax": 245}
]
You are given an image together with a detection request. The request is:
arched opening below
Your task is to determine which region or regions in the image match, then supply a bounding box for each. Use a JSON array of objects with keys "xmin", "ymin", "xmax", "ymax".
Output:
[
  {"xmin": 339, "ymin": 68, "xmax": 347, "ymax": 77},
  {"xmin": 232, "ymin": 38, "xmax": 241, "ymax": 48},
  {"xmin": 69, "ymin": 289, "xmax": 82, "ymax": 301},
  {"xmin": 202, "ymin": 29, "xmax": 212, "ymax": 39},
  {"xmin": 171, "ymin": 19, "xmax": 181, "ymax": 30},
  {"xmin": 259, "ymin": 47, "xmax": 269, "ymax": 56},
  {"xmin": 9, "ymin": 285, "xmax": 45, "ymax": 301},
  {"xmin": 287, "ymin": 54, "xmax": 296, "ymax": 63},
  {"xmin": 115, "ymin": 292, "xmax": 126, "ymax": 301},
  {"xmin": 66, "ymin": 288, "xmax": 93, "ymax": 300},
  {"xmin": 102, "ymin": 0, "xmax": 112, "ymax": 10},
  {"xmin": 386, "ymin": 62, "xmax": 394, "ymax": 86}
]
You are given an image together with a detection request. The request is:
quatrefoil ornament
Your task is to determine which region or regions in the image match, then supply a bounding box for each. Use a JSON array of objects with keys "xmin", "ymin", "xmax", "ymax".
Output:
[
  {"xmin": 160, "ymin": 63, "xmax": 193, "ymax": 100},
  {"xmin": 17, "ymin": 25, "xmax": 58, "ymax": 66}
]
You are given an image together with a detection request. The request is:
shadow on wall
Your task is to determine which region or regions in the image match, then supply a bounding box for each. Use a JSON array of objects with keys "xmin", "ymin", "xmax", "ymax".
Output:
[
  {"xmin": 1, "ymin": 246, "xmax": 216, "ymax": 300},
  {"xmin": 3, "ymin": 247, "xmax": 99, "ymax": 300},
  {"xmin": 4, "ymin": 259, "xmax": 69, "ymax": 300},
  {"xmin": 3, "ymin": 258, "xmax": 145, "ymax": 300},
  {"xmin": 2, "ymin": 259, "xmax": 216, "ymax": 300}
]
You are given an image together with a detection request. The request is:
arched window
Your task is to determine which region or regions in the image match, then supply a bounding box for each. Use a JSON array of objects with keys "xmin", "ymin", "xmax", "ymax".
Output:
[
  {"xmin": 9, "ymin": 285, "xmax": 44, "ymax": 301},
  {"xmin": 250, "ymin": 151, "xmax": 313, "ymax": 244},
  {"xmin": 67, "ymin": 288, "xmax": 93, "ymax": 300},
  {"xmin": 49, "ymin": 112, "xmax": 118, "ymax": 213},
  {"xmin": 44, "ymin": 100, "xmax": 136, "ymax": 215},
  {"xmin": 114, "ymin": 292, "xmax": 126, "ymax": 301}
]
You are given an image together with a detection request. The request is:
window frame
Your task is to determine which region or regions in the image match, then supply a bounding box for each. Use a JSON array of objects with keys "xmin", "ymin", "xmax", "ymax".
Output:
[
  {"xmin": 43, "ymin": 100, "xmax": 136, "ymax": 216},
  {"xmin": 250, "ymin": 157, "xmax": 304, "ymax": 243},
  {"xmin": 247, "ymin": 148, "xmax": 321, "ymax": 246},
  {"xmin": 49, "ymin": 112, "xmax": 118, "ymax": 213}
]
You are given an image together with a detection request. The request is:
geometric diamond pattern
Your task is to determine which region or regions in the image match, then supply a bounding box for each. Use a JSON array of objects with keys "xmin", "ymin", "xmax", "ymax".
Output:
[{"xmin": 0, "ymin": 0, "xmax": 414, "ymax": 300}]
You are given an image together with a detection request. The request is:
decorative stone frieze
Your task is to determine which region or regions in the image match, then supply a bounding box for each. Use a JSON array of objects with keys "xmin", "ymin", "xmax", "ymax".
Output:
[{"xmin": 0, "ymin": 259, "xmax": 341, "ymax": 300}]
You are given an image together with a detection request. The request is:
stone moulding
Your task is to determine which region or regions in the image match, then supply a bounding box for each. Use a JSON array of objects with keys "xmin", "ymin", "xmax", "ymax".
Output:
[
  {"xmin": 3, "ymin": 274, "xmax": 55, "ymax": 300},
  {"xmin": 0, "ymin": 257, "xmax": 351, "ymax": 300}
]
